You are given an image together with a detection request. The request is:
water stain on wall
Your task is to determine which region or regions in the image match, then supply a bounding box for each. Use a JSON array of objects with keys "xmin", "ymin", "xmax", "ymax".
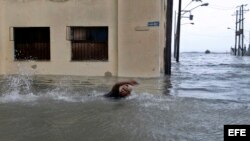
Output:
[
  {"xmin": 9, "ymin": 0, "xmax": 69, "ymax": 2},
  {"xmin": 48, "ymin": 0, "xmax": 69, "ymax": 2}
]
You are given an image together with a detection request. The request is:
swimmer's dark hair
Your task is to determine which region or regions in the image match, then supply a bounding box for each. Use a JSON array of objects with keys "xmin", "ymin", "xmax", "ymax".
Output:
[{"xmin": 104, "ymin": 80, "xmax": 139, "ymax": 98}]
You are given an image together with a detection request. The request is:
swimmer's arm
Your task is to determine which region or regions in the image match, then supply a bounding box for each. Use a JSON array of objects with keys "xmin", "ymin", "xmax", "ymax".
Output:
[
  {"xmin": 110, "ymin": 80, "xmax": 139, "ymax": 92},
  {"xmin": 115, "ymin": 80, "xmax": 139, "ymax": 87}
]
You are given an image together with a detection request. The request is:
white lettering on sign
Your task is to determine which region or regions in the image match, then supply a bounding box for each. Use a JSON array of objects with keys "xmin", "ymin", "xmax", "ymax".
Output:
[{"xmin": 228, "ymin": 129, "xmax": 246, "ymax": 136}]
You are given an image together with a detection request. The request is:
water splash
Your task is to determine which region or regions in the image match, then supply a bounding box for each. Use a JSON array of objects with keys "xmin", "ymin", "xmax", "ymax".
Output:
[{"xmin": 0, "ymin": 74, "xmax": 107, "ymax": 103}]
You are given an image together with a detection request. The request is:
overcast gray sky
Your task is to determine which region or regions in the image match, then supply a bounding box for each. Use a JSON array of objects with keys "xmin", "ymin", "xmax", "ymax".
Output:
[{"xmin": 174, "ymin": 0, "xmax": 250, "ymax": 52}]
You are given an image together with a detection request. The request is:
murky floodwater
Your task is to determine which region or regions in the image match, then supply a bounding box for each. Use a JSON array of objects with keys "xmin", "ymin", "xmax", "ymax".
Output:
[{"xmin": 1, "ymin": 53, "xmax": 250, "ymax": 141}]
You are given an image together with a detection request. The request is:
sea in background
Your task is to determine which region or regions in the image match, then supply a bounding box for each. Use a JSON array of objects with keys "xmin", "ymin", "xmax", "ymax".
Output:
[{"xmin": 0, "ymin": 52, "xmax": 250, "ymax": 141}]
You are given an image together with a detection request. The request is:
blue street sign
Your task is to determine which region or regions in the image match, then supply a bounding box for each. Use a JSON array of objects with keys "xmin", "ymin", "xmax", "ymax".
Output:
[{"xmin": 147, "ymin": 21, "xmax": 160, "ymax": 27}]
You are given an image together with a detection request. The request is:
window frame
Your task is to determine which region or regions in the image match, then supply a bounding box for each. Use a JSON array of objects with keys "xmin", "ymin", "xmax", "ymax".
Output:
[
  {"xmin": 67, "ymin": 26, "xmax": 109, "ymax": 62},
  {"xmin": 12, "ymin": 27, "xmax": 51, "ymax": 61}
]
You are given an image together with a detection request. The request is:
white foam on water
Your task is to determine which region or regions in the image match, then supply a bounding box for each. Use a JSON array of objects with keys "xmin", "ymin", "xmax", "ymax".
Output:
[
  {"xmin": 45, "ymin": 91, "xmax": 79, "ymax": 102},
  {"xmin": 0, "ymin": 73, "xmax": 35, "ymax": 103},
  {"xmin": 0, "ymin": 92, "xmax": 39, "ymax": 103},
  {"xmin": 0, "ymin": 89, "xmax": 105, "ymax": 103},
  {"xmin": 127, "ymin": 92, "xmax": 172, "ymax": 111},
  {"xmin": 0, "ymin": 73, "xmax": 170, "ymax": 105},
  {"xmin": 43, "ymin": 89, "xmax": 105, "ymax": 103}
]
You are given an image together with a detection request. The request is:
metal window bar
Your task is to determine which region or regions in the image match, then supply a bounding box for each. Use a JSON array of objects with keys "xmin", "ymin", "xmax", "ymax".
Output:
[
  {"xmin": 70, "ymin": 27, "xmax": 108, "ymax": 61},
  {"xmin": 14, "ymin": 27, "xmax": 50, "ymax": 61}
]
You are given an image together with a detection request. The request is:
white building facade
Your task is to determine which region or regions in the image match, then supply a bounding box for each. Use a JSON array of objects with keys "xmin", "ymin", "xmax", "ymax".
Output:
[{"xmin": 0, "ymin": 0, "xmax": 168, "ymax": 77}]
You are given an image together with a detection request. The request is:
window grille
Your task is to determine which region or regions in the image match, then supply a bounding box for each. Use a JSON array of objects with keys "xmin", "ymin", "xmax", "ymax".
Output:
[
  {"xmin": 14, "ymin": 27, "xmax": 50, "ymax": 61},
  {"xmin": 68, "ymin": 27, "xmax": 108, "ymax": 61}
]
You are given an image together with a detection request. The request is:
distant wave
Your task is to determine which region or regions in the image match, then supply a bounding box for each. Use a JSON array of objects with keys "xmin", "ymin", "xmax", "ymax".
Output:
[{"xmin": 181, "ymin": 52, "xmax": 228, "ymax": 54}]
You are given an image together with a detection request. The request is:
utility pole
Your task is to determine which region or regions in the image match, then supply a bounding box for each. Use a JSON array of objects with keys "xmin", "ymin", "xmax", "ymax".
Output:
[
  {"xmin": 174, "ymin": 11, "xmax": 177, "ymax": 59},
  {"xmin": 175, "ymin": 0, "xmax": 182, "ymax": 62},
  {"xmin": 174, "ymin": 1, "xmax": 208, "ymax": 62},
  {"xmin": 233, "ymin": 4, "xmax": 248, "ymax": 56},
  {"xmin": 242, "ymin": 5, "xmax": 247, "ymax": 56},
  {"xmin": 249, "ymin": 31, "xmax": 250, "ymax": 48},
  {"xmin": 234, "ymin": 10, "xmax": 238, "ymax": 56},
  {"xmin": 164, "ymin": 0, "xmax": 173, "ymax": 75},
  {"xmin": 241, "ymin": 5, "xmax": 244, "ymax": 56},
  {"xmin": 238, "ymin": 6, "xmax": 242, "ymax": 56}
]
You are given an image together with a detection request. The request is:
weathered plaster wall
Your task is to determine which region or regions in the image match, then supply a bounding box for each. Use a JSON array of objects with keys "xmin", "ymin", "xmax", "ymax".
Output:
[{"xmin": 2, "ymin": 0, "xmax": 118, "ymax": 76}]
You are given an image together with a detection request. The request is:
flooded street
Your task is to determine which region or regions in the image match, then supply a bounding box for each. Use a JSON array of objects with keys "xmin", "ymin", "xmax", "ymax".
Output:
[{"xmin": 1, "ymin": 53, "xmax": 250, "ymax": 141}]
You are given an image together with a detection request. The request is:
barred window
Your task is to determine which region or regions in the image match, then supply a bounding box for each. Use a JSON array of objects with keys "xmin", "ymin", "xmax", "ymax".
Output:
[
  {"xmin": 68, "ymin": 27, "xmax": 108, "ymax": 61},
  {"xmin": 14, "ymin": 27, "xmax": 50, "ymax": 61}
]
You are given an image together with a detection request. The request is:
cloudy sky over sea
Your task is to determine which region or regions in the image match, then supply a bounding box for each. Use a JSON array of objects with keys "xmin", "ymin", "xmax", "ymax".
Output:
[{"xmin": 174, "ymin": 0, "xmax": 250, "ymax": 52}]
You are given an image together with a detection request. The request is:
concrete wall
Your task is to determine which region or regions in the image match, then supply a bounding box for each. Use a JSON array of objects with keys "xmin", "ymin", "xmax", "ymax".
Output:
[
  {"xmin": 0, "ymin": 0, "xmax": 4, "ymax": 74},
  {"xmin": 159, "ymin": 0, "xmax": 167, "ymax": 76},
  {"xmin": 0, "ymin": 0, "xmax": 166, "ymax": 77},
  {"xmin": 1, "ymin": 0, "xmax": 118, "ymax": 76},
  {"xmin": 118, "ymin": 0, "xmax": 162, "ymax": 77}
]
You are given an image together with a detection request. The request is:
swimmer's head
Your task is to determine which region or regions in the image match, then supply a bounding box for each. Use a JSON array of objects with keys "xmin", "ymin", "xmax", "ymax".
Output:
[{"xmin": 119, "ymin": 84, "xmax": 133, "ymax": 97}]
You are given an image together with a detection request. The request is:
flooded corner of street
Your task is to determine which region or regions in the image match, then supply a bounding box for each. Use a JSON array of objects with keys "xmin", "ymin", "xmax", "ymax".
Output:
[{"xmin": 1, "ymin": 53, "xmax": 250, "ymax": 141}]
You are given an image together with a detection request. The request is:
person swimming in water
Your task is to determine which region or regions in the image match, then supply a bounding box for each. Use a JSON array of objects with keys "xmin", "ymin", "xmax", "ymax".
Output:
[{"xmin": 104, "ymin": 80, "xmax": 139, "ymax": 99}]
